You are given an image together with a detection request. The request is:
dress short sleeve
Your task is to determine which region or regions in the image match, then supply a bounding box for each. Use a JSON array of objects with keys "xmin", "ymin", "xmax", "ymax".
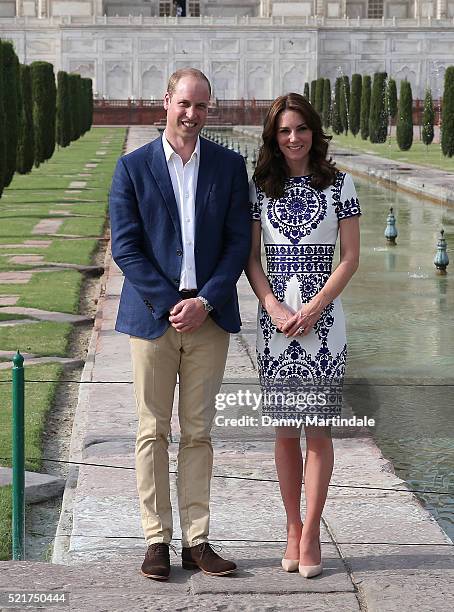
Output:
[
  {"xmin": 335, "ymin": 172, "xmax": 362, "ymax": 221},
  {"xmin": 249, "ymin": 179, "xmax": 261, "ymax": 221}
]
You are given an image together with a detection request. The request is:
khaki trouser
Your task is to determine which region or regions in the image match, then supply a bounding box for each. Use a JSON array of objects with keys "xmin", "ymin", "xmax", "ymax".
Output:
[{"xmin": 130, "ymin": 317, "xmax": 229, "ymax": 547}]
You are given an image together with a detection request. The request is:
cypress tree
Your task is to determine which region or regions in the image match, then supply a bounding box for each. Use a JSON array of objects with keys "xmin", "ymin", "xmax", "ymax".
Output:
[
  {"xmin": 396, "ymin": 79, "xmax": 413, "ymax": 151},
  {"xmin": 349, "ymin": 74, "xmax": 362, "ymax": 136},
  {"xmin": 310, "ymin": 80, "xmax": 316, "ymax": 106},
  {"xmin": 0, "ymin": 41, "xmax": 6, "ymax": 198},
  {"xmin": 303, "ymin": 82, "xmax": 310, "ymax": 100},
  {"xmin": 422, "ymin": 88, "xmax": 435, "ymax": 146},
  {"xmin": 369, "ymin": 72, "xmax": 388, "ymax": 143},
  {"xmin": 339, "ymin": 75, "xmax": 350, "ymax": 134},
  {"xmin": 87, "ymin": 78, "xmax": 93, "ymax": 131},
  {"xmin": 69, "ymin": 73, "xmax": 81, "ymax": 141},
  {"xmin": 2, "ymin": 41, "xmax": 20, "ymax": 187},
  {"xmin": 322, "ymin": 78, "xmax": 331, "ymax": 128},
  {"xmin": 31, "ymin": 61, "xmax": 56, "ymax": 166},
  {"xmin": 388, "ymin": 78, "xmax": 398, "ymax": 123},
  {"xmin": 315, "ymin": 77, "xmax": 324, "ymax": 116},
  {"xmin": 332, "ymin": 77, "xmax": 342, "ymax": 135},
  {"xmin": 56, "ymin": 71, "xmax": 71, "ymax": 147},
  {"xmin": 17, "ymin": 64, "xmax": 35, "ymax": 174},
  {"xmin": 441, "ymin": 66, "xmax": 454, "ymax": 157},
  {"xmin": 360, "ymin": 75, "xmax": 371, "ymax": 140}
]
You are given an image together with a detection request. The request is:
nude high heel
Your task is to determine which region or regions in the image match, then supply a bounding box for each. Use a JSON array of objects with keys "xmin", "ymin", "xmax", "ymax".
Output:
[
  {"xmin": 281, "ymin": 558, "xmax": 299, "ymax": 572},
  {"xmin": 281, "ymin": 524, "xmax": 303, "ymax": 572},
  {"xmin": 298, "ymin": 539, "xmax": 322, "ymax": 578}
]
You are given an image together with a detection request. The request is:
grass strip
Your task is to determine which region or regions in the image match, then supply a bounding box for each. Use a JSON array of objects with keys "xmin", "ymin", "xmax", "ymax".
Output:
[{"xmin": 331, "ymin": 132, "xmax": 454, "ymax": 172}]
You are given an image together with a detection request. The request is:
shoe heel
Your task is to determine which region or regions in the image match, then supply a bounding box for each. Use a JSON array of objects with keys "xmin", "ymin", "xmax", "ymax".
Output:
[{"xmin": 182, "ymin": 560, "xmax": 198, "ymax": 570}]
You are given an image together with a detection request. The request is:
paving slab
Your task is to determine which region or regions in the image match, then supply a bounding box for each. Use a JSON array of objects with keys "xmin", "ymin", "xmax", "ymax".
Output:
[
  {"xmin": 68, "ymin": 181, "xmax": 87, "ymax": 189},
  {"xmin": 8, "ymin": 255, "xmax": 44, "ymax": 264},
  {"xmin": 32, "ymin": 219, "xmax": 64, "ymax": 235},
  {"xmin": 0, "ymin": 295, "xmax": 19, "ymax": 305},
  {"xmin": 0, "ymin": 468, "xmax": 65, "ymax": 503},
  {"xmin": 0, "ymin": 357, "xmax": 84, "ymax": 371},
  {"xmin": 0, "ymin": 307, "xmax": 93, "ymax": 325},
  {"xmin": 0, "ymin": 271, "xmax": 33, "ymax": 284}
]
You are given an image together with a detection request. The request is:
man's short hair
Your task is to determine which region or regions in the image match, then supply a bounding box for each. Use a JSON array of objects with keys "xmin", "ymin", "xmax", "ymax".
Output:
[{"xmin": 167, "ymin": 68, "xmax": 212, "ymax": 98}]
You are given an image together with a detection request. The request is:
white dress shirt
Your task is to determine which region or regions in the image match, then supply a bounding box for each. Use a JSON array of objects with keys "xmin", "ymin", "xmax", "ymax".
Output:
[{"xmin": 162, "ymin": 132, "xmax": 199, "ymax": 291}]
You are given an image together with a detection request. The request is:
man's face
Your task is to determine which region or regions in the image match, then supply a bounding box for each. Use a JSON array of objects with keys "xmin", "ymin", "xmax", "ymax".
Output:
[{"xmin": 164, "ymin": 76, "xmax": 210, "ymax": 142}]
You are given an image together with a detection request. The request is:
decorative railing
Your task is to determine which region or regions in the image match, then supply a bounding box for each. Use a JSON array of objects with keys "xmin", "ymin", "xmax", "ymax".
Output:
[{"xmin": 1, "ymin": 15, "xmax": 454, "ymax": 28}]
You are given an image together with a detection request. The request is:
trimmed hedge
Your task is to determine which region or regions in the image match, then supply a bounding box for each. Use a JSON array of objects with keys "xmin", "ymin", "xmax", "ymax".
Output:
[
  {"xmin": 30, "ymin": 61, "xmax": 56, "ymax": 166},
  {"xmin": 332, "ymin": 77, "xmax": 342, "ymax": 135},
  {"xmin": 315, "ymin": 77, "xmax": 324, "ymax": 115},
  {"xmin": 310, "ymin": 80, "xmax": 316, "ymax": 106},
  {"xmin": 360, "ymin": 75, "xmax": 371, "ymax": 140},
  {"xmin": 350, "ymin": 74, "xmax": 362, "ymax": 136},
  {"xmin": 441, "ymin": 66, "xmax": 454, "ymax": 157},
  {"xmin": 304, "ymin": 82, "xmax": 310, "ymax": 100},
  {"xmin": 422, "ymin": 88, "xmax": 435, "ymax": 146},
  {"xmin": 396, "ymin": 79, "xmax": 413, "ymax": 151},
  {"xmin": 0, "ymin": 41, "xmax": 6, "ymax": 197},
  {"xmin": 2, "ymin": 41, "xmax": 20, "ymax": 187},
  {"xmin": 388, "ymin": 78, "xmax": 398, "ymax": 122},
  {"xmin": 56, "ymin": 71, "xmax": 71, "ymax": 148},
  {"xmin": 16, "ymin": 64, "xmax": 35, "ymax": 174},
  {"xmin": 339, "ymin": 75, "xmax": 350, "ymax": 134},
  {"xmin": 322, "ymin": 78, "xmax": 331, "ymax": 128},
  {"xmin": 369, "ymin": 72, "xmax": 388, "ymax": 143}
]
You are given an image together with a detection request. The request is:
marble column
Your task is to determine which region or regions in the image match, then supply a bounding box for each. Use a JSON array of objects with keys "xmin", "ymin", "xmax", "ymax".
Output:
[
  {"xmin": 38, "ymin": 0, "xmax": 47, "ymax": 18},
  {"xmin": 436, "ymin": 0, "xmax": 447, "ymax": 18}
]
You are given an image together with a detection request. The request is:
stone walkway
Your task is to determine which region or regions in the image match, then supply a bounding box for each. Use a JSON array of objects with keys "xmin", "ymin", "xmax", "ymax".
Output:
[{"xmin": 2, "ymin": 127, "xmax": 450, "ymax": 611}]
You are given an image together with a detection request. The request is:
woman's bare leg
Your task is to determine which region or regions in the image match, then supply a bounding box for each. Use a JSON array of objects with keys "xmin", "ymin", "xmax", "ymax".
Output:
[
  {"xmin": 300, "ymin": 426, "xmax": 333, "ymax": 565},
  {"xmin": 274, "ymin": 426, "xmax": 303, "ymax": 559}
]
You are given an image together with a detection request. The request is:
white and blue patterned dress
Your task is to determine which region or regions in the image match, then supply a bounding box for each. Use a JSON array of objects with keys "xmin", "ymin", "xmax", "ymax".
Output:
[{"xmin": 250, "ymin": 172, "xmax": 361, "ymax": 422}]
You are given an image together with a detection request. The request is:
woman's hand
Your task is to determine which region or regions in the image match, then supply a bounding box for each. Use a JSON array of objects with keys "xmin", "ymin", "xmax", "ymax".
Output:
[
  {"xmin": 281, "ymin": 297, "xmax": 324, "ymax": 338},
  {"xmin": 265, "ymin": 299, "xmax": 296, "ymax": 332}
]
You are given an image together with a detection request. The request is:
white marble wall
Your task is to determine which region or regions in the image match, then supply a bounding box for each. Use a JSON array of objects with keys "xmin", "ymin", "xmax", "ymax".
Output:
[{"xmin": 1, "ymin": 17, "xmax": 453, "ymax": 98}]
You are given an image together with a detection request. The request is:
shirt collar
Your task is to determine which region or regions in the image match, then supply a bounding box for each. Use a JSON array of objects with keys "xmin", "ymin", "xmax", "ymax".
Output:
[{"xmin": 162, "ymin": 131, "xmax": 200, "ymax": 163}]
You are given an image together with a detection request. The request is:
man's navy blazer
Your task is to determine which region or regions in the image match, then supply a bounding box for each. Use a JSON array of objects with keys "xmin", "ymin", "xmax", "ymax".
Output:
[{"xmin": 109, "ymin": 135, "xmax": 252, "ymax": 340}]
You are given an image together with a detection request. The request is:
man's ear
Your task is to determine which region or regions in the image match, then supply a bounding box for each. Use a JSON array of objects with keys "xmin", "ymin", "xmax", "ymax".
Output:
[{"xmin": 163, "ymin": 92, "xmax": 170, "ymax": 110}]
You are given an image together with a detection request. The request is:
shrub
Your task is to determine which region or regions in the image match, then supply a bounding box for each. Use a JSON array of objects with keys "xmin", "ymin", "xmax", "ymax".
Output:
[
  {"xmin": 16, "ymin": 64, "xmax": 35, "ymax": 174},
  {"xmin": 315, "ymin": 77, "xmax": 324, "ymax": 116},
  {"xmin": 396, "ymin": 79, "xmax": 413, "ymax": 151},
  {"xmin": 441, "ymin": 66, "xmax": 454, "ymax": 157},
  {"xmin": 332, "ymin": 77, "xmax": 342, "ymax": 135},
  {"xmin": 2, "ymin": 41, "xmax": 20, "ymax": 186},
  {"xmin": 322, "ymin": 78, "xmax": 331, "ymax": 128},
  {"xmin": 56, "ymin": 71, "xmax": 71, "ymax": 148},
  {"xmin": 339, "ymin": 75, "xmax": 350, "ymax": 134},
  {"xmin": 422, "ymin": 88, "xmax": 435, "ymax": 146},
  {"xmin": 350, "ymin": 74, "xmax": 362, "ymax": 136},
  {"xmin": 387, "ymin": 78, "xmax": 398, "ymax": 122},
  {"xmin": 30, "ymin": 61, "xmax": 56, "ymax": 166},
  {"xmin": 369, "ymin": 72, "xmax": 388, "ymax": 143},
  {"xmin": 310, "ymin": 80, "xmax": 316, "ymax": 106},
  {"xmin": 0, "ymin": 41, "xmax": 6, "ymax": 197},
  {"xmin": 360, "ymin": 75, "xmax": 371, "ymax": 140}
]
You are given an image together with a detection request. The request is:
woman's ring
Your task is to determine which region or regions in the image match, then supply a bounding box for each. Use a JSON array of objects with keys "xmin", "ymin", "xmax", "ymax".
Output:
[{"xmin": 297, "ymin": 326, "xmax": 305, "ymax": 335}]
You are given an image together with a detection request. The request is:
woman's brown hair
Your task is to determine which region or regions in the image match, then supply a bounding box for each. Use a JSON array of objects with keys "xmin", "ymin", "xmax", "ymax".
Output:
[{"xmin": 253, "ymin": 93, "xmax": 337, "ymax": 199}]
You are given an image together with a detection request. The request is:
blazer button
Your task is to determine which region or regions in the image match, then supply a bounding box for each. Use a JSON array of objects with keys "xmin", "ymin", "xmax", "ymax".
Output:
[
  {"xmin": 176, "ymin": 249, "xmax": 183, "ymax": 256},
  {"xmin": 174, "ymin": 278, "xmax": 179, "ymax": 284}
]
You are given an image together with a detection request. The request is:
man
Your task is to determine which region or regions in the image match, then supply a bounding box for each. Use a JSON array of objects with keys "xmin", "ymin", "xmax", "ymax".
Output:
[{"xmin": 109, "ymin": 68, "xmax": 251, "ymax": 580}]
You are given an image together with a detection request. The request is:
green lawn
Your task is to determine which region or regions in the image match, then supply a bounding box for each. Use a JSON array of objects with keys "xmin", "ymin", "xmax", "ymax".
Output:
[
  {"xmin": 331, "ymin": 132, "xmax": 454, "ymax": 172},
  {"xmin": 0, "ymin": 127, "xmax": 126, "ymax": 561}
]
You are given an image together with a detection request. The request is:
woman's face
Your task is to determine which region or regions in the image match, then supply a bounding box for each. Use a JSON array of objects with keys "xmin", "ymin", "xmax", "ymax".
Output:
[{"xmin": 276, "ymin": 109, "xmax": 313, "ymax": 170}]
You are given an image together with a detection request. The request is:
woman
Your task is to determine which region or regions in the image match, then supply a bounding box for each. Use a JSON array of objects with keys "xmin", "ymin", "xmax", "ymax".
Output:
[{"xmin": 246, "ymin": 93, "xmax": 360, "ymax": 578}]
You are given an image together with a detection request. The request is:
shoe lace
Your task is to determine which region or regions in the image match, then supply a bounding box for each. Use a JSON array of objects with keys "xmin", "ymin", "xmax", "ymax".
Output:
[{"xmin": 199, "ymin": 542, "xmax": 223, "ymax": 560}]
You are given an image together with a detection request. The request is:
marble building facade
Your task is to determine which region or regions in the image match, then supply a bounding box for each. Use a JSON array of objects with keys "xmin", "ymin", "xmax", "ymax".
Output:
[{"xmin": 0, "ymin": 0, "xmax": 453, "ymax": 99}]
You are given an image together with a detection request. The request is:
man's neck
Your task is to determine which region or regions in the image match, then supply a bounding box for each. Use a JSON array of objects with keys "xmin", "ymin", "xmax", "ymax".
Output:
[{"xmin": 164, "ymin": 130, "xmax": 198, "ymax": 165}]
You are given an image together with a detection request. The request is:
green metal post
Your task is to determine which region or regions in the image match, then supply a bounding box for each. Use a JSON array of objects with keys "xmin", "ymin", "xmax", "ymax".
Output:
[{"xmin": 12, "ymin": 350, "xmax": 25, "ymax": 560}]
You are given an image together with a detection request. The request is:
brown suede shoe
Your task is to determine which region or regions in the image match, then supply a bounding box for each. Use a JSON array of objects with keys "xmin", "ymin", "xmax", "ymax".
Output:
[
  {"xmin": 182, "ymin": 543, "xmax": 237, "ymax": 576},
  {"xmin": 141, "ymin": 543, "xmax": 170, "ymax": 580}
]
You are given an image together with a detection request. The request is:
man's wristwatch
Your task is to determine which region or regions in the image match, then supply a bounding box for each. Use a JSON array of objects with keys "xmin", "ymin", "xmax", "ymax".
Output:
[{"xmin": 196, "ymin": 296, "xmax": 213, "ymax": 312}]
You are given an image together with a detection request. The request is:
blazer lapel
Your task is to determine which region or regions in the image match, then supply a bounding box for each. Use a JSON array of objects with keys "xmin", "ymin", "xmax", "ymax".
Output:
[
  {"xmin": 145, "ymin": 139, "xmax": 181, "ymax": 240},
  {"xmin": 195, "ymin": 138, "xmax": 218, "ymax": 231}
]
